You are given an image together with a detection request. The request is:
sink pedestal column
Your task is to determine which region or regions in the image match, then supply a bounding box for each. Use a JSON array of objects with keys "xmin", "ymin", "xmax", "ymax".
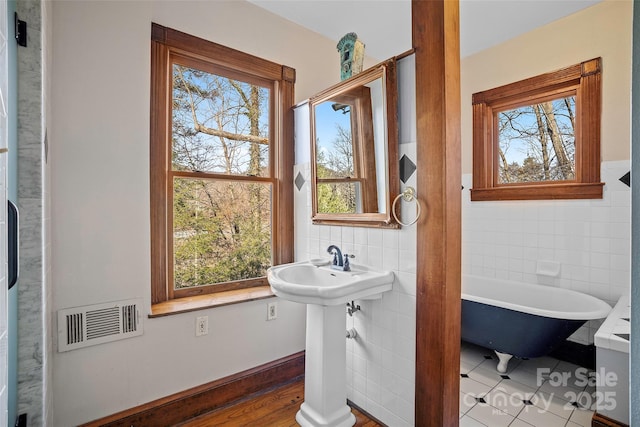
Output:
[{"xmin": 296, "ymin": 304, "xmax": 355, "ymax": 427}]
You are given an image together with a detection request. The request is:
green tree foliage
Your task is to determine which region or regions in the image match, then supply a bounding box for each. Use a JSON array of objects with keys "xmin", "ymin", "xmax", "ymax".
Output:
[
  {"xmin": 316, "ymin": 124, "xmax": 358, "ymax": 213},
  {"xmin": 171, "ymin": 65, "xmax": 272, "ymax": 289}
]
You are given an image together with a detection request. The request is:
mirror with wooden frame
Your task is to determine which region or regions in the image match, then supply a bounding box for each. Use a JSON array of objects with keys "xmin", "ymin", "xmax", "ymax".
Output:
[{"xmin": 310, "ymin": 58, "xmax": 399, "ymax": 227}]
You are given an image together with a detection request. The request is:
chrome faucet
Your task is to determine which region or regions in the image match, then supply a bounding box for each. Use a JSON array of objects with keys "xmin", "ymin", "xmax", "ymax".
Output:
[{"xmin": 326, "ymin": 245, "xmax": 353, "ymax": 271}]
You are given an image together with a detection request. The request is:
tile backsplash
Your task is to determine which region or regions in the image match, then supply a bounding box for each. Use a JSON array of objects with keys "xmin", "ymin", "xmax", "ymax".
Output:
[{"xmin": 293, "ymin": 148, "xmax": 418, "ymax": 427}]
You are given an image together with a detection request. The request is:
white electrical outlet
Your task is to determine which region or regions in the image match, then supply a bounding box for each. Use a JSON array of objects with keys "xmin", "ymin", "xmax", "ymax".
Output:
[
  {"xmin": 267, "ymin": 302, "xmax": 277, "ymax": 320},
  {"xmin": 196, "ymin": 316, "xmax": 208, "ymax": 336}
]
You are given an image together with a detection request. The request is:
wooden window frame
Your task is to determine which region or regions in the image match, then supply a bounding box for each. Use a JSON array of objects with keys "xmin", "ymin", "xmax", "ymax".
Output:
[
  {"xmin": 471, "ymin": 57, "xmax": 604, "ymax": 201},
  {"xmin": 150, "ymin": 23, "xmax": 295, "ymax": 307}
]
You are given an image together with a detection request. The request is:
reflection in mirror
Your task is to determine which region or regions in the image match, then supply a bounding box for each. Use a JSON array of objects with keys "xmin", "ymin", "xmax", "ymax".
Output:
[
  {"xmin": 315, "ymin": 81, "xmax": 381, "ymax": 214},
  {"xmin": 310, "ymin": 59, "xmax": 399, "ymax": 227}
]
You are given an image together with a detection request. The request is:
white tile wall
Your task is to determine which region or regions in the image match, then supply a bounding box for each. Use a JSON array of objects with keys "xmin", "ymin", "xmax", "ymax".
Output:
[
  {"xmin": 293, "ymin": 55, "xmax": 418, "ymax": 426},
  {"xmin": 462, "ymin": 160, "xmax": 631, "ymax": 344},
  {"xmin": 293, "ymin": 158, "xmax": 418, "ymax": 427}
]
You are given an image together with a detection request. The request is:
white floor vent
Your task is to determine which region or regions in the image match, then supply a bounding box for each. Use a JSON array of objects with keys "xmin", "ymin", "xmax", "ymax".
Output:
[{"xmin": 57, "ymin": 298, "xmax": 144, "ymax": 352}]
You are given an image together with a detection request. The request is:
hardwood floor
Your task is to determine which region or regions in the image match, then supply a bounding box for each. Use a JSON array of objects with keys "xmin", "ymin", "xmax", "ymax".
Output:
[{"xmin": 177, "ymin": 378, "xmax": 383, "ymax": 427}]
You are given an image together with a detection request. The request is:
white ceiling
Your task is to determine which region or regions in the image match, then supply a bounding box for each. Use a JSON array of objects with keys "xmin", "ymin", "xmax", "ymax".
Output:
[{"xmin": 248, "ymin": 0, "xmax": 603, "ymax": 60}]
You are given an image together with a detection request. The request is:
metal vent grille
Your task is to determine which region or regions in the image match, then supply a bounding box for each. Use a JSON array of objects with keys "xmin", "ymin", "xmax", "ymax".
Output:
[
  {"xmin": 122, "ymin": 304, "xmax": 137, "ymax": 333},
  {"xmin": 86, "ymin": 307, "xmax": 120, "ymax": 340},
  {"xmin": 57, "ymin": 298, "xmax": 143, "ymax": 352},
  {"xmin": 66, "ymin": 313, "xmax": 84, "ymax": 344}
]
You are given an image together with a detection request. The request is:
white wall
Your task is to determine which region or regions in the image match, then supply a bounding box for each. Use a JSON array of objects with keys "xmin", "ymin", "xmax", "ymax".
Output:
[
  {"xmin": 461, "ymin": 0, "xmax": 632, "ymax": 172},
  {"xmin": 293, "ymin": 55, "xmax": 417, "ymax": 427},
  {"xmin": 49, "ymin": 1, "xmax": 352, "ymax": 425},
  {"xmin": 461, "ymin": 0, "xmax": 633, "ymax": 345}
]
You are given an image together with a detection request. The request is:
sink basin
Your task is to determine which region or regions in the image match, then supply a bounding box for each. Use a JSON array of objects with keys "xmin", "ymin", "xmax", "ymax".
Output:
[
  {"xmin": 267, "ymin": 261, "xmax": 394, "ymax": 305},
  {"xmin": 268, "ymin": 260, "xmax": 394, "ymax": 426}
]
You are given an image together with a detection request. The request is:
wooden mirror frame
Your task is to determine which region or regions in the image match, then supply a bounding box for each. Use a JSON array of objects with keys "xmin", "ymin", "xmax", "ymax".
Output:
[{"xmin": 309, "ymin": 58, "xmax": 400, "ymax": 228}]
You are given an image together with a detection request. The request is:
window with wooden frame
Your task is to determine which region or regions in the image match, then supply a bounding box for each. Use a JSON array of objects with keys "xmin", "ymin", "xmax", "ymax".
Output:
[
  {"xmin": 471, "ymin": 57, "xmax": 604, "ymax": 201},
  {"xmin": 150, "ymin": 23, "xmax": 295, "ymax": 310}
]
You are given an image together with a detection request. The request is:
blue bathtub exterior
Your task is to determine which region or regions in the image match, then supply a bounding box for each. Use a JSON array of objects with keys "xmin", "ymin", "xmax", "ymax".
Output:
[{"xmin": 461, "ymin": 299, "xmax": 586, "ymax": 358}]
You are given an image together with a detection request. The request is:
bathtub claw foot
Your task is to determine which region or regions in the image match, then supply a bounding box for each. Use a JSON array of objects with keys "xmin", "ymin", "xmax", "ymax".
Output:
[{"xmin": 495, "ymin": 351, "xmax": 513, "ymax": 373}]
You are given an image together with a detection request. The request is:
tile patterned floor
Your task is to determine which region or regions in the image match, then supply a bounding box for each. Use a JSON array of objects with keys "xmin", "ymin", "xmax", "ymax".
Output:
[{"xmin": 460, "ymin": 342, "xmax": 596, "ymax": 427}]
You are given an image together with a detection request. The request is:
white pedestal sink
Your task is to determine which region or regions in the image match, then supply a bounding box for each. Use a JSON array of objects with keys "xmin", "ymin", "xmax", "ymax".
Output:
[{"xmin": 267, "ymin": 261, "xmax": 394, "ymax": 427}]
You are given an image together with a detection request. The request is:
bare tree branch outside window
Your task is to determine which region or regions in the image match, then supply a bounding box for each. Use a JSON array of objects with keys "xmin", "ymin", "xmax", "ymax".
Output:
[
  {"xmin": 171, "ymin": 64, "xmax": 272, "ymax": 289},
  {"xmin": 497, "ymin": 96, "xmax": 575, "ymax": 184}
]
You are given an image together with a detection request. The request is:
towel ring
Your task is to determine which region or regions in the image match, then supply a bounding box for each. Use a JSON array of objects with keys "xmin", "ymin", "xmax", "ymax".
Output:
[{"xmin": 391, "ymin": 186, "xmax": 421, "ymax": 227}]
